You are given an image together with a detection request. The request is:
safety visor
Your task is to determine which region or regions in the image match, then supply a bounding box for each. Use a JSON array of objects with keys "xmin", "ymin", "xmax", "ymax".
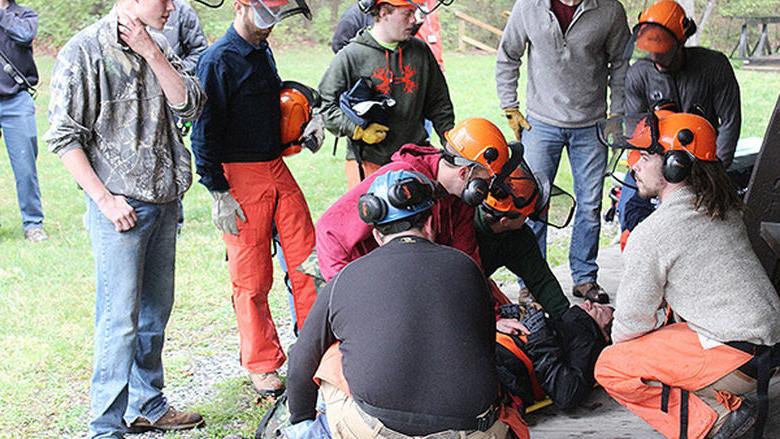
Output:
[
  {"xmin": 623, "ymin": 22, "xmax": 680, "ymax": 62},
  {"xmin": 401, "ymin": 0, "xmax": 454, "ymax": 15},
  {"xmin": 487, "ymin": 159, "xmax": 544, "ymax": 215},
  {"xmin": 598, "ymin": 113, "xmax": 662, "ymax": 189},
  {"xmin": 244, "ymin": 0, "xmax": 311, "ymax": 29},
  {"xmin": 441, "ymin": 142, "xmax": 490, "ymax": 173}
]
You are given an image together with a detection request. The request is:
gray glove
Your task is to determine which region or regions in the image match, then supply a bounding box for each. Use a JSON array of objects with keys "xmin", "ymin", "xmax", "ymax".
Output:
[
  {"xmin": 301, "ymin": 113, "xmax": 324, "ymax": 153},
  {"xmin": 210, "ymin": 191, "xmax": 246, "ymax": 235}
]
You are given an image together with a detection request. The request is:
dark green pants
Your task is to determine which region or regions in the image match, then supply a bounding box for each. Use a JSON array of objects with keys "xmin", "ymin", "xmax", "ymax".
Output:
[{"xmin": 478, "ymin": 224, "xmax": 570, "ymax": 319}]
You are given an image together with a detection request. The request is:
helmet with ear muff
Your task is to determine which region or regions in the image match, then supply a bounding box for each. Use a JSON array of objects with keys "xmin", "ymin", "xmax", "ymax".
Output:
[
  {"xmin": 637, "ymin": 0, "xmax": 696, "ymax": 42},
  {"xmin": 358, "ymin": 170, "xmax": 435, "ymax": 226},
  {"xmin": 627, "ymin": 111, "xmax": 718, "ymax": 183}
]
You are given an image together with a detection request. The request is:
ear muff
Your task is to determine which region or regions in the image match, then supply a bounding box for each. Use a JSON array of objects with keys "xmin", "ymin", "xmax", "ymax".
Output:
[
  {"xmin": 462, "ymin": 178, "xmax": 489, "ymax": 207},
  {"xmin": 483, "ymin": 147, "xmax": 499, "ymax": 165},
  {"xmin": 388, "ymin": 177, "xmax": 434, "ymax": 209},
  {"xmin": 358, "ymin": 193, "xmax": 387, "ymax": 224},
  {"xmin": 662, "ymin": 150, "xmax": 693, "ymax": 183},
  {"xmin": 682, "ymin": 17, "xmax": 697, "ymax": 39}
]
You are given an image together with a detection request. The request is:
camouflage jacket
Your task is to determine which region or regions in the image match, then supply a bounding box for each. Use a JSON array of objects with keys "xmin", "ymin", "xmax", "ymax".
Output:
[{"xmin": 45, "ymin": 9, "xmax": 206, "ymax": 204}]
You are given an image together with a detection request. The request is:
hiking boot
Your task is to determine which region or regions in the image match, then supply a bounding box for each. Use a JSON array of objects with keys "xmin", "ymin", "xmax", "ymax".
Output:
[
  {"xmin": 250, "ymin": 371, "xmax": 285, "ymax": 397},
  {"xmin": 573, "ymin": 282, "xmax": 610, "ymax": 304},
  {"xmin": 709, "ymin": 398, "xmax": 756, "ymax": 439},
  {"xmin": 24, "ymin": 227, "xmax": 48, "ymax": 243},
  {"xmin": 127, "ymin": 406, "xmax": 204, "ymax": 433}
]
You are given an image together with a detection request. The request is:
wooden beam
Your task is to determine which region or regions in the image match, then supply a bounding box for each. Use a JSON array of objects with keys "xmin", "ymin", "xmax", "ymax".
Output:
[
  {"xmin": 460, "ymin": 35, "xmax": 497, "ymax": 53},
  {"xmin": 453, "ymin": 10, "xmax": 504, "ymax": 37}
]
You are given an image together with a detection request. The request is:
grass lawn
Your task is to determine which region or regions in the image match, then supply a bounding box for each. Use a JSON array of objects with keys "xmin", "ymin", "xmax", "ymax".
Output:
[{"xmin": 1, "ymin": 44, "xmax": 778, "ymax": 438}]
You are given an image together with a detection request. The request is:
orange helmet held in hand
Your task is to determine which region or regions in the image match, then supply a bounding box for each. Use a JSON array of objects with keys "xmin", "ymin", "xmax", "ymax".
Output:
[
  {"xmin": 280, "ymin": 81, "xmax": 320, "ymax": 156},
  {"xmin": 444, "ymin": 118, "xmax": 509, "ymax": 176}
]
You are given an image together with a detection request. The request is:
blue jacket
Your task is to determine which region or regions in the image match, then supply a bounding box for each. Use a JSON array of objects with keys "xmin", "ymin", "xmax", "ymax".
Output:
[{"xmin": 191, "ymin": 25, "xmax": 282, "ymax": 192}]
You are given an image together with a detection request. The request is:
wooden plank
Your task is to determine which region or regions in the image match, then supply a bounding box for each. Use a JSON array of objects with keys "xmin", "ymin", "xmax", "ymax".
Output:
[
  {"xmin": 452, "ymin": 10, "xmax": 504, "ymax": 36},
  {"xmin": 460, "ymin": 35, "xmax": 497, "ymax": 54}
]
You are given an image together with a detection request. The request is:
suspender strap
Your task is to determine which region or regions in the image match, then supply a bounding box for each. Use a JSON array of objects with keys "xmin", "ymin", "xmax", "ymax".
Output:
[
  {"xmin": 753, "ymin": 346, "xmax": 773, "ymax": 439},
  {"xmin": 680, "ymin": 389, "xmax": 689, "ymax": 439},
  {"xmin": 660, "ymin": 384, "xmax": 670, "ymax": 413}
]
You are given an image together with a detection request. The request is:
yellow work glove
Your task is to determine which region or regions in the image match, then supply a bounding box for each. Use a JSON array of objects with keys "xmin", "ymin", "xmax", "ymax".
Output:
[
  {"xmin": 503, "ymin": 108, "xmax": 532, "ymax": 141},
  {"xmin": 352, "ymin": 123, "xmax": 389, "ymax": 145}
]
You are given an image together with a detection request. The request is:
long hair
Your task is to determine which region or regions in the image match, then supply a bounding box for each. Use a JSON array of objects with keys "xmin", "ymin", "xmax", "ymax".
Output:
[{"xmin": 686, "ymin": 159, "xmax": 743, "ymax": 219}]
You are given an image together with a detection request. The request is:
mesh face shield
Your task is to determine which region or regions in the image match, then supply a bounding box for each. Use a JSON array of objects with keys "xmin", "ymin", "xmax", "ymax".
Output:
[
  {"xmin": 623, "ymin": 22, "xmax": 682, "ymax": 69},
  {"xmin": 244, "ymin": 0, "xmax": 311, "ymax": 29},
  {"xmin": 598, "ymin": 112, "xmax": 662, "ymax": 189}
]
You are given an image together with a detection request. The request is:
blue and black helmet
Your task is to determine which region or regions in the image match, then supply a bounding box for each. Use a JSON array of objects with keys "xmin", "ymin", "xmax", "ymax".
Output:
[{"xmin": 358, "ymin": 170, "xmax": 435, "ymax": 226}]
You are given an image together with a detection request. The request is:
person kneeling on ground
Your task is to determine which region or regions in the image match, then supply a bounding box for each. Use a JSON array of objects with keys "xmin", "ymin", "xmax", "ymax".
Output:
[
  {"xmin": 315, "ymin": 118, "xmax": 571, "ymax": 318},
  {"xmin": 595, "ymin": 110, "xmax": 780, "ymax": 439},
  {"xmin": 287, "ymin": 170, "xmax": 510, "ymax": 438}
]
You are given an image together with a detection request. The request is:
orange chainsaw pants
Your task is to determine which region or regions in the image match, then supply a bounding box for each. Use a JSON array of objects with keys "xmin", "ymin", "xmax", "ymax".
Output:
[
  {"xmin": 345, "ymin": 159, "xmax": 382, "ymax": 190},
  {"xmin": 595, "ymin": 323, "xmax": 753, "ymax": 439},
  {"xmin": 223, "ymin": 159, "xmax": 317, "ymax": 373}
]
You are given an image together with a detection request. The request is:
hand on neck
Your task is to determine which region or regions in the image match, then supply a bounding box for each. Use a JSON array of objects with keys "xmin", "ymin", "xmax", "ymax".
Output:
[{"xmin": 0, "ymin": 0, "xmax": 10, "ymax": 10}]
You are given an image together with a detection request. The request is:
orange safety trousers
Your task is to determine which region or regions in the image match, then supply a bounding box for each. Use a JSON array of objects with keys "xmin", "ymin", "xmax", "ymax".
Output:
[
  {"xmin": 223, "ymin": 159, "xmax": 318, "ymax": 373},
  {"xmin": 595, "ymin": 323, "xmax": 753, "ymax": 439},
  {"xmin": 345, "ymin": 159, "xmax": 382, "ymax": 190}
]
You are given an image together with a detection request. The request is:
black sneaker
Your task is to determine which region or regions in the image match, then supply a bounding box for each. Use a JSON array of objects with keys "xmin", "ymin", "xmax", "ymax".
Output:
[
  {"xmin": 572, "ymin": 282, "xmax": 610, "ymax": 304},
  {"xmin": 710, "ymin": 398, "xmax": 756, "ymax": 439}
]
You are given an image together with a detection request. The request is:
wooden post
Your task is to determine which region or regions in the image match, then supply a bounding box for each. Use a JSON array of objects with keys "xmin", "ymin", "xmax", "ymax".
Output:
[{"xmin": 458, "ymin": 19, "xmax": 466, "ymax": 52}]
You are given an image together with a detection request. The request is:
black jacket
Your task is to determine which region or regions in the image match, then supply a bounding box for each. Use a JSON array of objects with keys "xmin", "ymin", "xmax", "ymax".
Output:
[
  {"xmin": 497, "ymin": 306, "xmax": 608, "ymax": 411},
  {"xmin": 331, "ymin": 4, "xmax": 372, "ymax": 54},
  {"xmin": 0, "ymin": 1, "xmax": 38, "ymax": 96}
]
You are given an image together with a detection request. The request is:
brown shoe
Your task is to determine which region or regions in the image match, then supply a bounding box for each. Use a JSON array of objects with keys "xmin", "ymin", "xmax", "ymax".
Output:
[
  {"xmin": 573, "ymin": 282, "xmax": 610, "ymax": 304},
  {"xmin": 250, "ymin": 371, "xmax": 285, "ymax": 397},
  {"xmin": 127, "ymin": 406, "xmax": 204, "ymax": 433}
]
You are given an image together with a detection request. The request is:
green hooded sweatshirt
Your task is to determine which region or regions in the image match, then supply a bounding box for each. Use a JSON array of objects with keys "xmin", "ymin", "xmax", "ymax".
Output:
[{"xmin": 318, "ymin": 28, "xmax": 455, "ymax": 165}]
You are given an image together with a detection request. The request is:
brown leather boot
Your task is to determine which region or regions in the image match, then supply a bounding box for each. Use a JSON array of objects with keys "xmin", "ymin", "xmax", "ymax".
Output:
[
  {"xmin": 127, "ymin": 406, "xmax": 204, "ymax": 433},
  {"xmin": 250, "ymin": 371, "xmax": 285, "ymax": 397}
]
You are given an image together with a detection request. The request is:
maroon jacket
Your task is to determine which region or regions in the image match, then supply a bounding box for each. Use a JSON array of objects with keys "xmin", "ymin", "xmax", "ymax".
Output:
[{"xmin": 316, "ymin": 144, "xmax": 481, "ymax": 281}]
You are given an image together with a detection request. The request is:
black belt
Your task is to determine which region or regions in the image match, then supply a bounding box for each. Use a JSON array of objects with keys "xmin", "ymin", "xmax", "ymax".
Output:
[{"xmin": 356, "ymin": 398, "xmax": 500, "ymax": 433}]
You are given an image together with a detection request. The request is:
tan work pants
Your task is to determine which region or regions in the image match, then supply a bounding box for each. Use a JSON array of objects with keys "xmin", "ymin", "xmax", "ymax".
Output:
[{"xmin": 320, "ymin": 382, "xmax": 509, "ymax": 439}]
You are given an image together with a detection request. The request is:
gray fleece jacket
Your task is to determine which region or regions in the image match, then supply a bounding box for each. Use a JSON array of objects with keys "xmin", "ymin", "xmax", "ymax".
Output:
[
  {"xmin": 496, "ymin": 0, "xmax": 630, "ymax": 128},
  {"xmin": 613, "ymin": 187, "xmax": 780, "ymax": 346}
]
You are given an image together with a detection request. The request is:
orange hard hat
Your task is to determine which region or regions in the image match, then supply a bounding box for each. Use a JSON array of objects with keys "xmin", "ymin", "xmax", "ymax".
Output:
[
  {"xmin": 637, "ymin": 0, "xmax": 691, "ymax": 43},
  {"xmin": 377, "ymin": 0, "xmax": 416, "ymax": 8},
  {"xmin": 237, "ymin": 0, "xmax": 290, "ymax": 6},
  {"xmin": 628, "ymin": 111, "xmax": 717, "ymax": 161},
  {"xmin": 280, "ymin": 81, "xmax": 320, "ymax": 156},
  {"xmin": 483, "ymin": 163, "xmax": 545, "ymax": 220},
  {"xmin": 444, "ymin": 118, "xmax": 509, "ymax": 175}
]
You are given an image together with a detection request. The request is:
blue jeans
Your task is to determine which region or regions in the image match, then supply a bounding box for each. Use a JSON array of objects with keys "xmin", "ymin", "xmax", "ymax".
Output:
[
  {"xmin": 1, "ymin": 92, "xmax": 43, "ymax": 230},
  {"xmin": 522, "ymin": 116, "xmax": 606, "ymax": 285},
  {"xmin": 86, "ymin": 197, "xmax": 177, "ymax": 438}
]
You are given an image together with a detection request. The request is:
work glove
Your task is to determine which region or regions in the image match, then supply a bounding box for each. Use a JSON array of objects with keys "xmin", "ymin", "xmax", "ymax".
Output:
[
  {"xmin": 301, "ymin": 113, "xmax": 325, "ymax": 153},
  {"xmin": 503, "ymin": 107, "xmax": 532, "ymax": 141},
  {"xmin": 352, "ymin": 122, "xmax": 389, "ymax": 145},
  {"xmin": 210, "ymin": 191, "xmax": 246, "ymax": 236}
]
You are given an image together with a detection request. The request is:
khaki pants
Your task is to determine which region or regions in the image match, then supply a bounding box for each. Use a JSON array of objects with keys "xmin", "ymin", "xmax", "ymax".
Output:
[{"xmin": 320, "ymin": 382, "xmax": 508, "ymax": 439}]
